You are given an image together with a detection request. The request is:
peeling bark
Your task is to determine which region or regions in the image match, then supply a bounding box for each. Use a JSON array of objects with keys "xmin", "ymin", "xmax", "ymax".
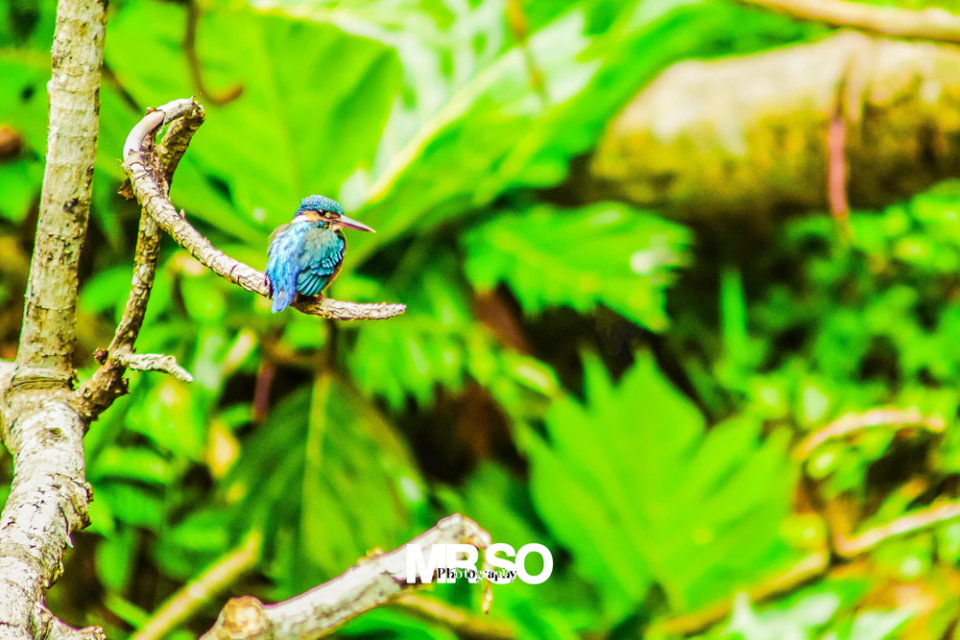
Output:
[{"xmin": 588, "ymin": 32, "xmax": 960, "ymax": 221}]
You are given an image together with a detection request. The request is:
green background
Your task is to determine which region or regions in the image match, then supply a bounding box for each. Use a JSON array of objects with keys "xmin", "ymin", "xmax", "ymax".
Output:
[{"xmin": 2, "ymin": 1, "xmax": 959, "ymax": 639}]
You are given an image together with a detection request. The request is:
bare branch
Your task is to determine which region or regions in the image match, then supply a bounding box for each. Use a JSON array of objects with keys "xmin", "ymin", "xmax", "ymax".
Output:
[
  {"xmin": 133, "ymin": 533, "xmax": 261, "ymax": 640},
  {"xmin": 200, "ymin": 514, "xmax": 490, "ymax": 640},
  {"xmin": 122, "ymin": 100, "xmax": 406, "ymax": 321},
  {"xmin": 76, "ymin": 100, "xmax": 205, "ymax": 422},
  {"xmin": 119, "ymin": 354, "xmax": 194, "ymax": 383},
  {"xmin": 834, "ymin": 499, "xmax": 960, "ymax": 557},
  {"xmin": 0, "ymin": 0, "xmax": 106, "ymax": 637},
  {"xmin": 795, "ymin": 407, "xmax": 945, "ymax": 461},
  {"xmin": 735, "ymin": 0, "xmax": 960, "ymax": 44}
]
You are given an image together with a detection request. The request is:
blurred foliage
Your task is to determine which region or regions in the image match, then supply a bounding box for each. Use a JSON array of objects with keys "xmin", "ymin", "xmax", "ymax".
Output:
[{"xmin": 5, "ymin": 0, "xmax": 960, "ymax": 640}]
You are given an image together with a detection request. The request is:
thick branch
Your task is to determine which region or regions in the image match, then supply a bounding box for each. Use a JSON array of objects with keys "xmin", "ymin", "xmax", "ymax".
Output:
[
  {"xmin": 122, "ymin": 101, "xmax": 405, "ymax": 321},
  {"xmin": 12, "ymin": 0, "xmax": 106, "ymax": 386},
  {"xmin": 75, "ymin": 100, "xmax": 204, "ymax": 422},
  {"xmin": 736, "ymin": 0, "xmax": 960, "ymax": 45},
  {"xmin": 200, "ymin": 514, "xmax": 490, "ymax": 640},
  {"xmin": 588, "ymin": 31, "xmax": 960, "ymax": 221},
  {"xmin": 0, "ymin": 0, "xmax": 106, "ymax": 638}
]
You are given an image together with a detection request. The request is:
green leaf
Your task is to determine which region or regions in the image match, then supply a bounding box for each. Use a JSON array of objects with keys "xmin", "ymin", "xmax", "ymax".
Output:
[
  {"xmin": 348, "ymin": 251, "xmax": 559, "ymax": 410},
  {"xmin": 95, "ymin": 525, "xmax": 137, "ymax": 592},
  {"xmin": 88, "ymin": 446, "xmax": 174, "ymax": 486},
  {"xmin": 526, "ymin": 353, "xmax": 799, "ymax": 615},
  {"xmin": 126, "ymin": 378, "xmax": 206, "ymax": 460},
  {"xmin": 94, "ymin": 482, "xmax": 164, "ymax": 530},
  {"xmin": 105, "ymin": 0, "xmax": 399, "ymax": 242},
  {"xmin": 223, "ymin": 378, "xmax": 427, "ymax": 596},
  {"xmin": 464, "ymin": 203, "xmax": 689, "ymax": 330}
]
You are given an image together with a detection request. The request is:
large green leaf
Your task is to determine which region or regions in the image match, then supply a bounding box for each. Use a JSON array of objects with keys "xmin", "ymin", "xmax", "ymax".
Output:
[
  {"xmin": 262, "ymin": 0, "xmax": 822, "ymax": 263},
  {"xmin": 526, "ymin": 353, "xmax": 800, "ymax": 616},
  {"xmin": 104, "ymin": 0, "xmax": 400, "ymax": 242},
  {"xmin": 222, "ymin": 376, "xmax": 429, "ymax": 596},
  {"xmin": 463, "ymin": 203, "xmax": 689, "ymax": 330}
]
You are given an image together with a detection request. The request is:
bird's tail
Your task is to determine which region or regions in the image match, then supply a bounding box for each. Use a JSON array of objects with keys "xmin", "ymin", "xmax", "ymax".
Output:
[{"xmin": 271, "ymin": 290, "xmax": 291, "ymax": 313}]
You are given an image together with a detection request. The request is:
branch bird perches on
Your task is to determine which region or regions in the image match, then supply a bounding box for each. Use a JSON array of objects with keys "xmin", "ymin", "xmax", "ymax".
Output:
[
  {"xmin": 76, "ymin": 98, "xmax": 405, "ymax": 422},
  {"xmin": 120, "ymin": 98, "xmax": 405, "ymax": 322}
]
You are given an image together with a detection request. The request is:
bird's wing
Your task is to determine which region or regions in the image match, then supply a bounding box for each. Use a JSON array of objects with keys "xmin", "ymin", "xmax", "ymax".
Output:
[
  {"xmin": 297, "ymin": 228, "xmax": 346, "ymax": 296},
  {"xmin": 265, "ymin": 222, "xmax": 307, "ymax": 312}
]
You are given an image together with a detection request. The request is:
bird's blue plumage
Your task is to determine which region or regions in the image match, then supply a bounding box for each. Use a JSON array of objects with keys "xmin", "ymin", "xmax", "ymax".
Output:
[{"xmin": 265, "ymin": 195, "xmax": 356, "ymax": 313}]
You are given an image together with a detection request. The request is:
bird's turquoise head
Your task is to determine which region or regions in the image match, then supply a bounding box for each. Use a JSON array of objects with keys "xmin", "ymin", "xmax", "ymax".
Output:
[{"xmin": 293, "ymin": 195, "xmax": 375, "ymax": 233}]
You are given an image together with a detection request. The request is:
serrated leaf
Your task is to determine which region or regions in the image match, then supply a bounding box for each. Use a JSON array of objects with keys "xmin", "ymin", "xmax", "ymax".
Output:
[{"xmin": 527, "ymin": 353, "xmax": 799, "ymax": 614}]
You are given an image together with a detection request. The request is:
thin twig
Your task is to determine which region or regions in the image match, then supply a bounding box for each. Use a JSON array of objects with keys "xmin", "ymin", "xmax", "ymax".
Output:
[
  {"xmin": 121, "ymin": 99, "xmax": 406, "ymax": 321},
  {"xmin": 735, "ymin": 0, "xmax": 960, "ymax": 44},
  {"xmin": 200, "ymin": 514, "xmax": 490, "ymax": 640},
  {"xmin": 183, "ymin": 0, "xmax": 243, "ymax": 106},
  {"xmin": 795, "ymin": 407, "xmax": 945, "ymax": 460},
  {"xmin": 120, "ymin": 353, "xmax": 194, "ymax": 383},
  {"xmin": 132, "ymin": 533, "xmax": 262, "ymax": 640},
  {"xmin": 649, "ymin": 550, "xmax": 830, "ymax": 636},
  {"xmin": 834, "ymin": 499, "xmax": 960, "ymax": 557}
]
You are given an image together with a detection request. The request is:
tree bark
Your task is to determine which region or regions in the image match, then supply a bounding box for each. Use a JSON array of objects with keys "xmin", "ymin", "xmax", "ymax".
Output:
[
  {"xmin": 588, "ymin": 31, "xmax": 960, "ymax": 222},
  {"xmin": 0, "ymin": 0, "xmax": 106, "ymax": 638}
]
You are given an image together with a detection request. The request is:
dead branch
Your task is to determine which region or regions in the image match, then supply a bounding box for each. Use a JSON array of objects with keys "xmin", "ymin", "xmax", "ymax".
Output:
[{"xmin": 119, "ymin": 353, "xmax": 194, "ymax": 382}]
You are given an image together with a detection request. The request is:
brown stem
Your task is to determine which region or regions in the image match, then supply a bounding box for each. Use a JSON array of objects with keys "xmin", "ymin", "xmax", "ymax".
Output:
[
  {"xmin": 184, "ymin": 0, "xmax": 243, "ymax": 106},
  {"xmin": 794, "ymin": 407, "xmax": 945, "ymax": 461}
]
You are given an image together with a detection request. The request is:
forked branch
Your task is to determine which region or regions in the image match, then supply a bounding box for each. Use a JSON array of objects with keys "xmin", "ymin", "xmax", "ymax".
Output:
[{"xmin": 76, "ymin": 99, "xmax": 203, "ymax": 422}]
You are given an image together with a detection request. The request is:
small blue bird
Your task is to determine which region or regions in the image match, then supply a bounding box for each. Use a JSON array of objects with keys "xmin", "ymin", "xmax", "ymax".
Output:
[{"xmin": 265, "ymin": 195, "xmax": 375, "ymax": 313}]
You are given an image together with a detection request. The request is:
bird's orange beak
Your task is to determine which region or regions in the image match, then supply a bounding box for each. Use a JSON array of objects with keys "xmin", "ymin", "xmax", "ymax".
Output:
[{"xmin": 335, "ymin": 214, "xmax": 375, "ymax": 233}]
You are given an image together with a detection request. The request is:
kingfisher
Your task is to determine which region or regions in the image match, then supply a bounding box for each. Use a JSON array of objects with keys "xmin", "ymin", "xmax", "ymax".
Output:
[{"xmin": 264, "ymin": 195, "xmax": 374, "ymax": 313}]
